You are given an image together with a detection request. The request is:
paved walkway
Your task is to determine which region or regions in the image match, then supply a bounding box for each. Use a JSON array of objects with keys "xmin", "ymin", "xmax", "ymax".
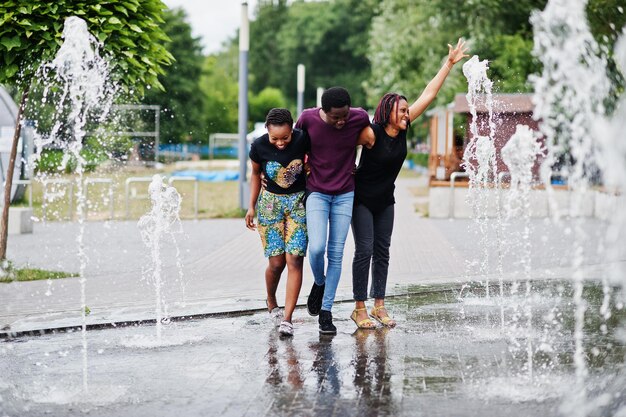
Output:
[
  {"xmin": 0, "ymin": 177, "xmax": 620, "ymax": 335},
  {"xmin": 2, "ymin": 176, "xmax": 625, "ymax": 417}
]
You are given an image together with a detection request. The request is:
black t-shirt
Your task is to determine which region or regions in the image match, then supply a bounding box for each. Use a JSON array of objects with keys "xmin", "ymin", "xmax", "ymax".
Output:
[
  {"xmin": 249, "ymin": 128, "xmax": 310, "ymax": 194},
  {"xmin": 355, "ymin": 123, "xmax": 407, "ymax": 213}
]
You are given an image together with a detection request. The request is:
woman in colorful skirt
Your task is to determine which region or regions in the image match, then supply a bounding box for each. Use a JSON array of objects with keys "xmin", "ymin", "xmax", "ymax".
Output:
[{"xmin": 245, "ymin": 108, "xmax": 310, "ymax": 337}]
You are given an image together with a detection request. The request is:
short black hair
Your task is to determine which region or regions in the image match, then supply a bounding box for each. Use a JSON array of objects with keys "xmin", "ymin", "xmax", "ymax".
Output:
[
  {"xmin": 265, "ymin": 108, "xmax": 293, "ymax": 127},
  {"xmin": 321, "ymin": 87, "xmax": 351, "ymax": 112}
]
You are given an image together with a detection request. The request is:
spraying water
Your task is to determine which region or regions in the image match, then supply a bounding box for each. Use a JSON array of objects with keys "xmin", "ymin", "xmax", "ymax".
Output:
[
  {"xmin": 530, "ymin": 0, "xmax": 612, "ymax": 414},
  {"xmin": 594, "ymin": 32, "xmax": 626, "ymax": 295},
  {"xmin": 593, "ymin": 34, "xmax": 626, "ymax": 417},
  {"xmin": 27, "ymin": 16, "xmax": 117, "ymax": 391},
  {"xmin": 138, "ymin": 175, "xmax": 182, "ymax": 342},
  {"xmin": 461, "ymin": 56, "xmax": 500, "ymax": 299},
  {"xmin": 501, "ymin": 124, "xmax": 544, "ymax": 380}
]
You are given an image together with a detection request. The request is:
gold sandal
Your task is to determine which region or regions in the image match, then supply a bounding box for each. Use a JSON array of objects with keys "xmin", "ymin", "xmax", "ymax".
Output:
[
  {"xmin": 351, "ymin": 308, "xmax": 376, "ymax": 329},
  {"xmin": 370, "ymin": 305, "xmax": 396, "ymax": 328}
]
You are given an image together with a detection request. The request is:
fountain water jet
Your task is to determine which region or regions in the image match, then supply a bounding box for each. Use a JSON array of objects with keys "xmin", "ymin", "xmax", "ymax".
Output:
[
  {"xmin": 138, "ymin": 174, "xmax": 182, "ymax": 343},
  {"xmin": 27, "ymin": 16, "xmax": 117, "ymax": 391},
  {"xmin": 594, "ymin": 32, "xmax": 626, "ymax": 295},
  {"xmin": 501, "ymin": 124, "xmax": 544, "ymax": 381},
  {"xmin": 530, "ymin": 0, "xmax": 612, "ymax": 413},
  {"xmin": 461, "ymin": 55, "xmax": 502, "ymax": 300}
]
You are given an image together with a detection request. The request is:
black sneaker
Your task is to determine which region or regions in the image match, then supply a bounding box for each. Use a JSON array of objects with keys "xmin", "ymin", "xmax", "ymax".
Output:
[
  {"xmin": 319, "ymin": 310, "xmax": 337, "ymax": 335},
  {"xmin": 307, "ymin": 282, "xmax": 325, "ymax": 316}
]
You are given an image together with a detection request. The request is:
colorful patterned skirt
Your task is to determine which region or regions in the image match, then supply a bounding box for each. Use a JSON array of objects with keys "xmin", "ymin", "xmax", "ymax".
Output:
[{"xmin": 257, "ymin": 190, "xmax": 307, "ymax": 257}]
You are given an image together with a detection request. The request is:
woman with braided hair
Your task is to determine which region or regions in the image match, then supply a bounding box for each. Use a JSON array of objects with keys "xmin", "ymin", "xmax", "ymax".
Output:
[
  {"xmin": 246, "ymin": 108, "xmax": 310, "ymax": 337},
  {"xmin": 350, "ymin": 38, "xmax": 469, "ymax": 329}
]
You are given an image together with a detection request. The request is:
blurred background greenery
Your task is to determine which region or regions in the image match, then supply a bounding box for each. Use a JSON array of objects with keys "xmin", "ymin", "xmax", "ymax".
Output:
[{"xmin": 5, "ymin": 0, "xmax": 624, "ymax": 151}]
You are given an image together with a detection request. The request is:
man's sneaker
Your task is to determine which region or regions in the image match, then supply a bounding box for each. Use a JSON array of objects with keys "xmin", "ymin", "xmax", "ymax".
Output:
[
  {"xmin": 307, "ymin": 282, "xmax": 325, "ymax": 316},
  {"xmin": 269, "ymin": 307, "xmax": 283, "ymax": 328},
  {"xmin": 278, "ymin": 320, "xmax": 294, "ymax": 337},
  {"xmin": 319, "ymin": 310, "xmax": 337, "ymax": 335}
]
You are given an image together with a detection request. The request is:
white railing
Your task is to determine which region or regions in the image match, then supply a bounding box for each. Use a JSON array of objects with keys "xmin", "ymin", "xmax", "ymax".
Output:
[
  {"xmin": 124, "ymin": 177, "xmax": 153, "ymax": 219},
  {"xmin": 449, "ymin": 172, "xmax": 469, "ymax": 218},
  {"xmin": 168, "ymin": 176, "xmax": 199, "ymax": 219}
]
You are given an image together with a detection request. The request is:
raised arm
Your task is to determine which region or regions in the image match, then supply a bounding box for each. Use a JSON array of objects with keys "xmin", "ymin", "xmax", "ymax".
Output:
[{"xmin": 408, "ymin": 38, "xmax": 469, "ymax": 123}]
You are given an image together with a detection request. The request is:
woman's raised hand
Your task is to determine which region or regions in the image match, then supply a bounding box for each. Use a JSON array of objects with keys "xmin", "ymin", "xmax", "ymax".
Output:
[{"xmin": 447, "ymin": 38, "xmax": 470, "ymax": 66}]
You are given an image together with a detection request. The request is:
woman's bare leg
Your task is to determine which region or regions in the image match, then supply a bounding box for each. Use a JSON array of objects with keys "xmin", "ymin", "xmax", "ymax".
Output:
[
  {"xmin": 283, "ymin": 254, "xmax": 304, "ymax": 322},
  {"xmin": 266, "ymin": 254, "xmax": 286, "ymax": 310}
]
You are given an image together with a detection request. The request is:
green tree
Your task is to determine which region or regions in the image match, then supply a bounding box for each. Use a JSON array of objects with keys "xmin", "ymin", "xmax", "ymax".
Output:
[
  {"xmin": 249, "ymin": 0, "xmax": 379, "ymax": 109},
  {"xmin": 306, "ymin": 0, "xmax": 379, "ymax": 107},
  {"xmin": 0, "ymin": 0, "xmax": 173, "ymax": 260},
  {"xmin": 249, "ymin": 0, "xmax": 289, "ymax": 94},
  {"xmin": 586, "ymin": 0, "xmax": 626, "ymax": 110},
  {"xmin": 366, "ymin": 0, "xmax": 466, "ymax": 108},
  {"xmin": 272, "ymin": 1, "xmax": 335, "ymax": 108},
  {"xmin": 366, "ymin": 0, "xmax": 550, "ymax": 108},
  {"xmin": 200, "ymin": 49, "xmax": 239, "ymax": 135},
  {"xmin": 143, "ymin": 7, "xmax": 205, "ymax": 144},
  {"xmin": 478, "ymin": 34, "xmax": 536, "ymax": 93},
  {"xmin": 249, "ymin": 87, "xmax": 287, "ymax": 123}
]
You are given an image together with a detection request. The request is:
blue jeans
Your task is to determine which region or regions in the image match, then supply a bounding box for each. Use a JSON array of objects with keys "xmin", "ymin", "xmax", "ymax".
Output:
[{"xmin": 306, "ymin": 191, "xmax": 354, "ymax": 311}]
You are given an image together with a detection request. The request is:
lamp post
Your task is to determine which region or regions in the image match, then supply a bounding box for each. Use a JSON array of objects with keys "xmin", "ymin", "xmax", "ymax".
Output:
[
  {"xmin": 238, "ymin": 2, "xmax": 249, "ymax": 209},
  {"xmin": 316, "ymin": 87, "xmax": 324, "ymax": 108},
  {"xmin": 296, "ymin": 64, "xmax": 305, "ymax": 118}
]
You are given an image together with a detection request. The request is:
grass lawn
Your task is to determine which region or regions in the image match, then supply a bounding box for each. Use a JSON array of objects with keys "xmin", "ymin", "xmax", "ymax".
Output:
[
  {"xmin": 12, "ymin": 161, "xmax": 241, "ymax": 221},
  {"xmin": 12, "ymin": 164, "xmax": 426, "ymax": 221},
  {"xmin": 0, "ymin": 267, "xmax": 78, "ymax": 283}
]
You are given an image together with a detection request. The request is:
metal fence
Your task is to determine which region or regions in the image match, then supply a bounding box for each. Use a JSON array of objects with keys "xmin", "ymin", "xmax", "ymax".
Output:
[{"xmin": 8, "ymin": 176, "xmax": 200, "ymax": 221}]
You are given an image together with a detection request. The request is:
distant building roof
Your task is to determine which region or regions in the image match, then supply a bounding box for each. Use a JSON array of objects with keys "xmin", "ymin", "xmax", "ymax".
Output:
[{"xmin": 452, "ymin": 93, "xmax": 534, "ymax": 114}]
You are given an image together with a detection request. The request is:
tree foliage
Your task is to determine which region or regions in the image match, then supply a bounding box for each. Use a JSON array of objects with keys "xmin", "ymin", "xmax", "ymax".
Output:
[
  {"xmin": 200, "ymin": 47, "xmax": 239, "ymax": 134},
  {"xmin": 249, "ymin": 87, "xmax": 287, "ymax": 123},
  {"xmin": 586, "ymin": 0, "xmax": 626, "ymax": 108},
  {"xmin": 0, "ymin": 0, "xmax": 173, "ymax": 95},
  {"xmin": 249, "ymin": 0, "xmax": 289, "ymax": 95},
  {"xmin": 0, "ymin": 0, "xmax": 174, "ymax": 261},
  {"xmin": 366, "ymin": 0, "xmax": 550, "ymax": 111},
  {"xmin": 366, "ymin": 0, "xmax": 625, "ymax": 111},
  {"xmin": 143, "ymin": 7, "xmax": 205, "ymax": 143},
  {"xmin": 365, "ymin": 0, "xmax": 467, "ymax": 109},
  {"xmin": 250, "ymin": 0, "xmax": 379, "ymax": 109}
]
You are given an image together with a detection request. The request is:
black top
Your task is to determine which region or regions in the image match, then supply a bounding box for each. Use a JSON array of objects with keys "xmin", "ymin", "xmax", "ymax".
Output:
[
  {"xmin": 355, "ymin": 123, "xmax": 407, "ymax": 213},
  {"xmin": 249, "ymin": 128, "xmax": 310, "ymax": 194}
]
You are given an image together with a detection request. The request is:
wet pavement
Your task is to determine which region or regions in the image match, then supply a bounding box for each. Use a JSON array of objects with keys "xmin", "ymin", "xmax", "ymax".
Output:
[
  {"xmin": 1, "ymin": 281, "xmax": 624, "ymax": 417},
  {"xmin": 1, "ymin": 176, "xmax": 625, "ymax": 416},
  {"xmin": 0, "ymin": 178, "xmax": 618, "ymax": 335}
]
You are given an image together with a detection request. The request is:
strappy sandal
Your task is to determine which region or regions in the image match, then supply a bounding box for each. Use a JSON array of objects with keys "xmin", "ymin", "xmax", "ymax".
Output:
[
  {"xmin": 350, "ymin": 308, "xmax": 376, "ymax": 329},
  {"xmin": 370, "ymin": 305, "xmax": 396, "ymax": 328}
]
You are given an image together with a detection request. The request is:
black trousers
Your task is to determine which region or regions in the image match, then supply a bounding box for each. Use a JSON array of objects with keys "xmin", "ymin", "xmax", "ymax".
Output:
[{"xmin": 351, "ymin": 203, "xmax": 394, "ymax": 301}]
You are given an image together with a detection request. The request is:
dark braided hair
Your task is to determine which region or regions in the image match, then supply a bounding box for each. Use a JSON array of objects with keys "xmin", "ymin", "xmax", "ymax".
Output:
[
  {"xmin": 321, "ymin": 87, "xmax": 351, "ymax": 112},
  {"xmin": 373, "ymin": 93, "xmax": 408, "ymax": 127},
  {"xmin": 265, "ymin": 108, "xmax": 293, "ymax": 128}
]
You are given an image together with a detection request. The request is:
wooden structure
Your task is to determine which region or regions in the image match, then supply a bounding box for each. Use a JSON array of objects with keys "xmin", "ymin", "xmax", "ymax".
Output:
[{"xmin": 427, "ymin": 93, "xmax": 540, "ymax": 185}]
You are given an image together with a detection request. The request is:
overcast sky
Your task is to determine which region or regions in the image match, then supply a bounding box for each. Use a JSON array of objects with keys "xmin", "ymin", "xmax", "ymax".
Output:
[{"xmin": 162, "ymin": 0, "xmax": 258, "ymax": 54}]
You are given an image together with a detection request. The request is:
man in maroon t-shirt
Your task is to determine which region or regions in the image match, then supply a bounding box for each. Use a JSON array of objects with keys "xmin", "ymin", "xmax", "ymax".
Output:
[{"xmin": 295, "ymin": 87, "xmax": 370, "ymax": 334}]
